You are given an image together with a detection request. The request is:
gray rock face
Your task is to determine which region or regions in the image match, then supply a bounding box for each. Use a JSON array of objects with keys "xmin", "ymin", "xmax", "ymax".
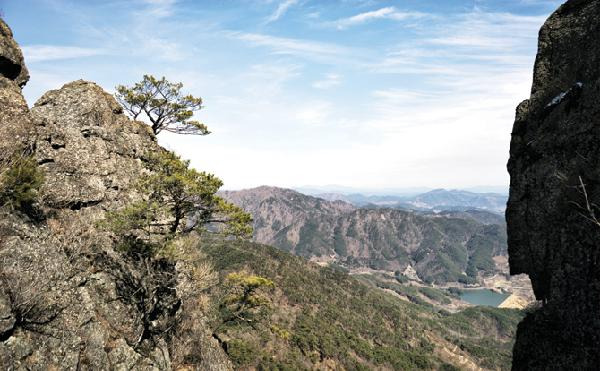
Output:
[
  {"xmin": 32, "ymin": 80, "xmax": 157, "ymax": 214},
  {"xmin": 0, "ymin": 212, "xmax": 171, "ymax": 369},
  {"xmin": 0, "ymin": 20, "xmax": 232, "ymax": 370},
  {"xmin": 0, "ymin": 18, "xmax": 29, "ymax": 87},
  {"xmin": 0, "ymin": 76, "xmax": 34, "ymax": 159},
  {"xmin": 0, "ymin": 20, "xmax": 34, "ymax": 182},
  {"xmin": 506, "ymin": 0, "xmax": 600, "ymax": 368},
  {"xmin": 0, "ymin": 208, "xmax": 231, "ymax": 370}
]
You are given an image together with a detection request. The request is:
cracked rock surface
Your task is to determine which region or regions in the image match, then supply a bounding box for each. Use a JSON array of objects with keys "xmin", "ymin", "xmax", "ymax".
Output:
[
  {"xmin": 31, "ymin": 80, "xmax": 157, "ymax": 214},
  {"xmin": 507, "ymin": 0, "xmax": 600, "ymax": 369}
]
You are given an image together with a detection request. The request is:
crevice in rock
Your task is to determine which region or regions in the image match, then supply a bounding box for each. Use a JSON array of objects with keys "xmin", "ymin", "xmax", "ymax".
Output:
[
  {"xmin": 0, "ymin": 56, "xmax": 21, "ymax": 81},
  {"xmin": 68, "ymin": 200, "xmax": 103, "ymax": 211},
  {"xmin": 0, "ymin": 320, "xmax": 15, "ymax": 342},
  {"xmin": 212, "ymin": 333, "xmax": 228, "ymax": 353},
  {"xmin": 38, "ymin": 159, "xmax": 55, "ymax": 165}
]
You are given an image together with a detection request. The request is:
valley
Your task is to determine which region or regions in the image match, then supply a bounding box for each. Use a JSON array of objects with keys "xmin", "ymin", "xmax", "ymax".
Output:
[
  {"xmin": 202, "ymin": 236, "xmax": 524, "ymax": 369},
  {"xmin": 220, "ymin": 186, "xmax": 535, "ymax": 311}
]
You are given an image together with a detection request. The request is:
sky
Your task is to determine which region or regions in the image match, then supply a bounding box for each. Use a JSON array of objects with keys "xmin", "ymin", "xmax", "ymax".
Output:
[{"xmin": 2, "ymin": 0, "xmax": 563, "ymax": 191}]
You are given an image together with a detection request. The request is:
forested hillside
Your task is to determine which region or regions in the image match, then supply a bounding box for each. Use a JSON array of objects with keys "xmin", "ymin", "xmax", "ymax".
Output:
[
  {"xmin": 202, "ymin": 237, "xmax": 523, "ymax": 370},
  {"xmin": 222, "ymin": 186, "xmax": 508, "ymax": 284}
]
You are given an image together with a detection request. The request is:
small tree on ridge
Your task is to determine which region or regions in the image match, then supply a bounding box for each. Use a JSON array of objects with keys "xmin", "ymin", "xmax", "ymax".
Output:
[
  {"xmin": 104, "ymin": 150, "xmax": 253, "ymax": 249},
  {"xmin": 115, "ymin": 75, "xmax": 209, "ymax": 135}
]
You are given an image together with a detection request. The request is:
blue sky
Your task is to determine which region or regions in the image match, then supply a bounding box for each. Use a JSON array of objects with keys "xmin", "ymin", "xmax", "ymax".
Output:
[{"xmin": 2, "ymin": 0, "xmax": 563, "ymax": 190}]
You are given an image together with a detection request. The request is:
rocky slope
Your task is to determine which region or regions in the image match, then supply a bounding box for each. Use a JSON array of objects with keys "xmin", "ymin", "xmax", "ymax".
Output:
[
  {"xmin": 506, "ymin": 0, "xmax": 600, "ymax": 368},
  {"xmin": 222, "ymin": 186, "xmax": 509, "ymax": 284},
  {"xmin": 0, "ymin": 19, "xmax": 231, "ymax": 370}
]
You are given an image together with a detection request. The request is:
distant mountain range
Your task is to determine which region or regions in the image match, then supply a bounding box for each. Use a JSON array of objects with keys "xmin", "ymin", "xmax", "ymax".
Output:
[
  {"xmin": 220, "ymin": 186, "xmax": 508, "ymax": 285},
  {"xmin": 295, "ymin": 185, "xmax": 508, "ymax": 196},
  {"xmin": 315, "ymin": 188, "xmax": 508, "ymax": 214}
]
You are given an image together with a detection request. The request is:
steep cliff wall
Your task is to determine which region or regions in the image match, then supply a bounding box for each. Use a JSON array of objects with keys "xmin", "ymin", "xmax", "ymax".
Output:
[
  {"xmin": 0, "ymin": 18, "xmax": 231, "ymax": 370},
  {"xmin": 506, "ymin": 0, "xmax": 600, "ymax": 368}
]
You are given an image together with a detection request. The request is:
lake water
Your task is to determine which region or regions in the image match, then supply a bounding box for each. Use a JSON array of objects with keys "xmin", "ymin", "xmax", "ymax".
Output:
[{"xmin": 460, "ymin": 289, "xmax": 510, "ymax": 307}]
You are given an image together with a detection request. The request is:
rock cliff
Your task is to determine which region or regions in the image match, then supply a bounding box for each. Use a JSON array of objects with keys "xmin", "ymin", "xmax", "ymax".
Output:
[
  {"xmin": 0, "ymin": 18, "xmax": 231, "ymax": 370},
  {"xmin": 506, "ymin": 0, "xmax": 600, "ymax": 368}
]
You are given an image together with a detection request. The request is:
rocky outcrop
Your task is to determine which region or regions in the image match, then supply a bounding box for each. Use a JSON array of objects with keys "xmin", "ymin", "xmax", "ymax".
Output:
[
  {"xmin": 0, "ymin": 18, "xmax": 29, "ymax": 87},
  {"xmin": 0, "ymin": 20, "xmax": 231, "ymax": 370},
  {"xmin": 0, "ymin": 212, "xmax": 174, "ymax": 369},
  {"xmin": 506, "ymin": 0, "xmax": 600, "ymax": 368},
  {"xmin": 0, "ymin": 18, "xmax": 33, "ymax": 160},
  {"xmin": 32, "ymin": 80, "xmax": 156, "ymax": 214}
]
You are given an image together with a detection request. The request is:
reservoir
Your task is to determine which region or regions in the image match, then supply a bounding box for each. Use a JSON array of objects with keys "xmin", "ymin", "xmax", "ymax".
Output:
[{"xmin": 460, "ymin": 289, "xmax": 510, "ymax": 307}]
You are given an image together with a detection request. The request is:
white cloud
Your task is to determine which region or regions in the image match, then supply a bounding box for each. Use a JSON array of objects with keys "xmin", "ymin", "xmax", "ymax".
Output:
[
  {"xmin": 21, "ymin": 45, "xmax": 105, "ymax": 62},
  {"xmin": 171, "ymin": 8, "xmax": 546, "ymax": 189},
  {"xmin": 138, "ymin": 36, "xmax": 187, "ymax": 62},
  {"xmin": 426, "ymin": 12, "xmax": 546, "ymax": 52},
  {"xmin": 243, "ymin": 63, "xmax": 302, "ymax": 97},
  {"xmin": 140, "ymin": 0, "xmax": 177, "ymax": 18},
  {"xmin": 369, "ymin": 10, "xmax": 546, "ymax": 75},
  {"xmin": 229, "ymin": 32, "xmax": 362, "ymax": 64},
  {"xmin": 16, "ymin": 1, "xmax": 556, "ymax": 190},
  {"xmin": 264, "ymin": 0, "xmax": 299, "ymax": 24},
  {"xmin": 330, "ymin": 7, "xmax": 427, "ymax": 29},
  {"xmin": 294, "ymin": 101, "xmax": 333, "ymax": 125},
  {"xmin": 312, "ymin": 73, "xmax": 341, "ymax": 89}
]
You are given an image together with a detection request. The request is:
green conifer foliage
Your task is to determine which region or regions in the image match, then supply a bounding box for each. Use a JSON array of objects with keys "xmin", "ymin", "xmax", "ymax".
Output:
[
  {"xmin": 115, "ymin": 75, "xmax": 209, "ymax": 136},
  {"xmin": 0, "ymin": 154, "xmax": 44, "ymax": 214},
  {"xmin": 104, "ymin": 150, "xmax": 252, "ymax": 254}
]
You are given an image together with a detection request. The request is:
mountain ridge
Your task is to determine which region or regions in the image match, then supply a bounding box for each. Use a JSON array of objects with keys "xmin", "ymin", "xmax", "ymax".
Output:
[
  {"xmin": 202, "ymin": 236, "xmax": 523, "ymax": 370},
  {"xmin": 313, "ymin": 188, "xmax": 507, "ymax": 214},
  {"xmin": 221, "ymin": 186, "xmax": 509, "ymax": 285}
]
